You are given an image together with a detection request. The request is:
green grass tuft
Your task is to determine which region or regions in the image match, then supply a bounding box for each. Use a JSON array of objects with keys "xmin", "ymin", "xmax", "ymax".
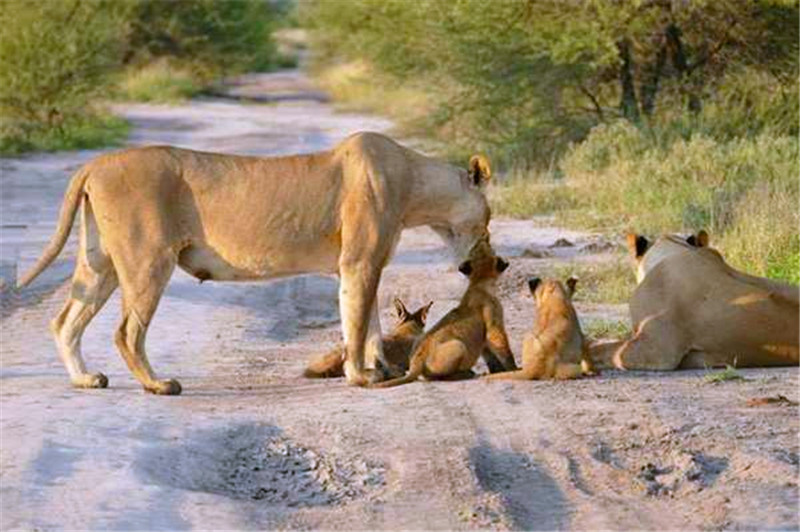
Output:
[
  {"xmin": 704, "ymin": 365, "xmax": 746, "ymax": 384},
  {"xmin": 0, "ymin": 114, "xmax": 129, "ymax": 156}
]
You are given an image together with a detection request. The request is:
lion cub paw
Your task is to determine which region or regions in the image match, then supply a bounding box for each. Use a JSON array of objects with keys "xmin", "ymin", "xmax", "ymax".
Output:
[
  {"xmin": 72, "ymin": 372, "xmax": 109, "ymax": 389},
  {"xmin": 144, "ymin": 379, "xmax": 182, "ymax": 396}
]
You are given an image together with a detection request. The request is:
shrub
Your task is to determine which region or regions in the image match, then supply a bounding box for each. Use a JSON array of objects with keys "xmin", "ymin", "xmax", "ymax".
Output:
[{"xmin": 115, "ymin": 60, "xmax": 201, "ymax": 103}]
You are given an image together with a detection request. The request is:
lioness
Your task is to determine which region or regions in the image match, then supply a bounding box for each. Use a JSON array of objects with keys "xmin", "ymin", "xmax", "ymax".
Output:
[
  {"xmin": 486, "ymin": 277, "xmax": 595, "ymax": 380},
  {"xmin": 18, "ymin": 132, "xmax": 492, "ymax": 393},
  {"xmin": 607, "ymin": 230, "xmax": 799, "ymax": 370},
  {"xmin": 372, "ymin": 240, "xmax": 517, "ymax": 388},
  {"xmin": 303, "ymin": 298, "xmax": 432, "ymax": 378}
]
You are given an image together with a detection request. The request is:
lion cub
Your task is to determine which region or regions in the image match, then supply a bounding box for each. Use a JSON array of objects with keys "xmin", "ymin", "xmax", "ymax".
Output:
[
  {"xmin": 373, "ymin": 241, "xmax": 517, "ymax": 388},
  {"xmin": 486, "ymin": 277, "xmax": 594, "ymax": 381},
  {"xmin": 304, "ymin": 298, "xmax": 432, "ymax": 378}
]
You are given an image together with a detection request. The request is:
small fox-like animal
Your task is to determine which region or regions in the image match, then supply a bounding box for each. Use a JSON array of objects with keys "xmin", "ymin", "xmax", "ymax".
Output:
[
  {"xmin": 372, "ymin": 240, "xmax": 517, "ymax": 388},
  {"xmin": 303, "ymin": 298, "xmax": 432, "ymax": 378},
  {"xmin": 486, "ymin": 277, "xmax": 595, "ymax": 381}
]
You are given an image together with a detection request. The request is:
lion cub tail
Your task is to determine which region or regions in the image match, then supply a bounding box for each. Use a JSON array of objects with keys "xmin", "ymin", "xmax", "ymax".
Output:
[
  {"xmin": 18, "ymin": 167, "xmax": 91, "ymax": 288},
  {"xmin": 303, "ymin": 348, "xmax": 345, "ymax": 379}
]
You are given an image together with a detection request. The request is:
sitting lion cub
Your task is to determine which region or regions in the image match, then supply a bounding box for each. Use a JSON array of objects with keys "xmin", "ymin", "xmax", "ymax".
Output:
[
  {"xmin": 372, "ymin": 240, "xmax": 517, "ymax": 388},
  {"xmin": 304, "ymin": 298, "xmax": 432, "ymax": 378},
  {"xmin": 486, "ymin": 277, "xmax": 595, "ymax": 381}
]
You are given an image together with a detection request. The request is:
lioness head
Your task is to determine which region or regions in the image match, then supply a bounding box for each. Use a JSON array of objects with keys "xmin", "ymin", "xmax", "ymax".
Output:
[
  {"xmin": 528, "ymin": 276, "xmax": 577, "ymax": 305},
  {"xmin": 431, "ymin": 154, "xmax": 492, "ymax": 262},
  {"xmin": 457, "ymin": 239, "xmax": 509, "ymax": 281},
  {"xmin": 626, "ymin": 230, "xmax": 710, "ymax": 283}
]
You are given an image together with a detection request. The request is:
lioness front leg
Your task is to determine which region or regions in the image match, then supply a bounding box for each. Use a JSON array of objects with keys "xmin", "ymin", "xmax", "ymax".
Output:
[{"xmin": 339, "ymin": 262, "xmax": 384, "ymax": 386}]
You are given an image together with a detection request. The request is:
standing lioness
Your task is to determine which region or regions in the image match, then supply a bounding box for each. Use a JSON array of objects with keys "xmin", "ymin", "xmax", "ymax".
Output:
[{"xmin": 18, "ymin": 132, "xmax": 492, "ymax": 393}]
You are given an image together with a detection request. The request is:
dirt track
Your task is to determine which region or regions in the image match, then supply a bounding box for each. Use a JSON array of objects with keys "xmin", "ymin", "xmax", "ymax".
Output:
[{"xmin": 1, "ymin": 71, "xmax": 798, "ymax": 531}]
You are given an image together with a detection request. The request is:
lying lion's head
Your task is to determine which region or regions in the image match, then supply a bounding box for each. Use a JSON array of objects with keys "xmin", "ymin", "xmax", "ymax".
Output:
[{"xmin": 626, "ymin": 230, "xmax": 711, "ymax": 283}]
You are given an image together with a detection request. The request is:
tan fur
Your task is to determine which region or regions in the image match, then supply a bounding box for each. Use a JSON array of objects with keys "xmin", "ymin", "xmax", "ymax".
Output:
[
  {"xmin": 606, "ymin": 230, "xmax": 799, "ymax": 370},
  {"xmin": 18, "ymin": 132, "xmax": 492, "ymax": 393},
  {"xmin": 303, "ymin": 299, "xmax": 432, "ymax": 378},
  {"xmin": 372, "ymin": 241, "xmax": 517, "ymax": 388},
  {"xmin": 486, "ymin": 277, "xmax": 594, "ymax": 381}
]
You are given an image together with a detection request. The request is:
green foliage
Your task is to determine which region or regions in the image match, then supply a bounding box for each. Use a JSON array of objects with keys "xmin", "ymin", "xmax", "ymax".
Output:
[
  {"xmin": 552, "ymin": 257, "xmax": 635, "ymax": 305},
  {"xmin": 125, "ymin": 0, "xmax": 279, "ymax": 75},
  {"xmin": 582, "ymin": 319, "xmax": 631, "ymax": 341},
  {"xmin": 704, "ymin": 365, "xmax": 745, "ymax": 384},
  {"xmin": 115, "ymin": 60, "xmax": 202, "ymax": 103},
  {"xmin": 0, "ymin": 0, "xmax": 131, "ymax": 144},
  {"xmin": 0, "ymin": 114, "xmax": 129, "ymax": 156}
]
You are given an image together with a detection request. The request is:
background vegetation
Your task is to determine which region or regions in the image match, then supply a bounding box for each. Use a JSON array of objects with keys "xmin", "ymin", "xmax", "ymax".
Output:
[
  {"xmin": 302, "ymin": 0, "xmax": 799, "ymax": 282},
  {"xmin": 0, "ymin": 0, "xmax": 290, "ymax": 154}
]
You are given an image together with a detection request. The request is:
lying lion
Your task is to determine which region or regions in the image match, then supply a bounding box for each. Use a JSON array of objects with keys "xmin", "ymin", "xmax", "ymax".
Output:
[
  {"xmin": 486, "ymin": 277, "xmax": 595, "ymax": 380},
  {"xmin": 599, "ymin": 230, "xmax": 799, "ymax": 370},
  {"xmin": 18, "ymin": 132, "xmax": 493, "ymax": 393},
  {"xmin": 303, "ymin": 298, "xmax": 432, "ymax": 378},
  {"xmin": 373, "ymin": 240, "xmax": 517, "ymax": 388}
]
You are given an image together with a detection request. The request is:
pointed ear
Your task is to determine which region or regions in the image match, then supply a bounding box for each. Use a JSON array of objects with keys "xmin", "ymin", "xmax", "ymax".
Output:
[
  {"xmin": 696, "ymin": 229, "xmax": 709, "ymax": 248},
  {"xmin": 496, "ymin": 257, "xmax": 509, "ymax": 273},
  {"xmin": 565, "ymin": 276, "xmax": 578, "ymax": 298},
  {"xmin": 458, "ymin": 260, "xmax": 473, "ymax": 276},
  {"xmin": 468, "ymin": 155, "xmax": 492, "ymax": 187},
  {"xmin": 626, "ymin": 233, "xmax": 649, "ymax": 258},
  {"xmin": 393, "ymin": 297, "xmax": 409, "ymax": 320},
  {"xmin": 528, "ymin": 277, "xmax": 541, "ymax": 294},
  {"xmin": 416, "ymin": 301, "xmax": 434, "ymax": 324}
]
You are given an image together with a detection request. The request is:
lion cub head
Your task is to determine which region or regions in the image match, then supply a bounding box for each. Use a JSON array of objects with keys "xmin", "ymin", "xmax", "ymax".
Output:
[
  {"xmin": 457, "ymin": 239, "xmax": 509, "ymax": 282},
  {"xmin": 528, "ymin": 276, "xmax": 578, "ymax": 307}
]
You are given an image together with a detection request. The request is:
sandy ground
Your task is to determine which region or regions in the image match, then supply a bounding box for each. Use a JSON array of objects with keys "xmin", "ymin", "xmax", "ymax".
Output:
[{"xmin": 1, "ymin": 71, "xmax": 798, "ymax": 531}]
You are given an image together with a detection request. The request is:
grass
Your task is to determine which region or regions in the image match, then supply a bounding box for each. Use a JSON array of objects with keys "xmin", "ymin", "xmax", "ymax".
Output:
[
  {"xmin": 489, "ymin": 178, "xmax": 577, "ymax": 219},
  {"xmin": 703, "ymin": 365, "xmax": 746, "ymax": 384},
  {"xmin": 115, "ymin": 60, "xmax": 203, "ymax": 103},
  {"xmin": 0, "ymin": 113, "xmax": 129, "ymax": 156},
  {"xmin": 550, "ymin": 257, "xmax": 636, "ymax": 305},
  {"xmin": 582, "ymin": 318, "xmax": 631, "ymax": 340}
]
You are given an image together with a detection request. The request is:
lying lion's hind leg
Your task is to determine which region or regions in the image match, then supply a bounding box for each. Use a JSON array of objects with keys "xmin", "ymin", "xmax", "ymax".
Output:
[
  {"xmin": 51, "ymin": 200, "xmax": 118, "ymax": 389},
  {"xmin": 613, "ymin": 314, "xmax": 685, "ymax": 371},
  {"xmin": 114, "ymin": 255, "xmax": 182, "ymax": 395}
]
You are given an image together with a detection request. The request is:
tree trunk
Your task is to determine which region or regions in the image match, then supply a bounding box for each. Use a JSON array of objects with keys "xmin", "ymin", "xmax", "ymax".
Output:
[
  {"xmin": 617, "ymin": 38, "xmax": 640, "ymax": 122},
  {"xmin": 665, "ymin": 23, "xmax": 702, "ymax": 114},
  {"xmin": 640, "ymin": 35, "xmax": 667, "ymax": 117}
]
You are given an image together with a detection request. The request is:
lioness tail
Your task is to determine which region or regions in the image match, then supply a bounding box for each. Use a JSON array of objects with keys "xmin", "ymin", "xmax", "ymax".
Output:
[{"xmin": 17, "ymin": 167, "xmax": 90, "ymax": 288}]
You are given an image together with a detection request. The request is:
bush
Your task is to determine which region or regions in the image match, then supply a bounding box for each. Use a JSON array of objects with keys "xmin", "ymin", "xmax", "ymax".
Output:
[
  {"xmin": 115, "ymin": 60, "xmax": 202, "ymax": 103},
  {"xmin": 0, "ymin": 1, "xmax": 130, "ymax": 150}
]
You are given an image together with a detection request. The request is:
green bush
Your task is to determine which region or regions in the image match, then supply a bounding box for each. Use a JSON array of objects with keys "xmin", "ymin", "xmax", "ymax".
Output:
[
  {"xmin": 115, "ymin": 60, "xmax": 202, "ymax": 103},
  {"xmin": 0, "ymin": 1, "xmax": 131, "ymax": 151}
]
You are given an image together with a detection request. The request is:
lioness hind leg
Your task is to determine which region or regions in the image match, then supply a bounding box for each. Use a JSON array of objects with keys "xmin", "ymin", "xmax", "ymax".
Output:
[
  {"xmin": 113, "ymin": 254, "xmax": 182, "ymax": 395},
  {"xmin": 51, "ymin": 199, "xmax": 118, "ymax": 389}
]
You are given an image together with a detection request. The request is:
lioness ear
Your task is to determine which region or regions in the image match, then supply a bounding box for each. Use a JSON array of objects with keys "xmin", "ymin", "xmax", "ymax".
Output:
[
  {"xmin": 528, "ymin": 277, "xmax": 541, "ymax": 294},
  {"xmin": 626, "ymin": 233, "xmax": 649, "ymax": 258},
  {"xmin": 458, "ymin": 260, "xmax": 473, "ymax": 277},
  {"xmin": 468, "ymin": 155, "xmax": 492, "ymax": 187},
  {"xmin": 394, "ymin": 297, "xmax": 409, "ymax": 320},
  {"xmin": 566, "ymin": 276, "xmax": 579, "ymax": 298}
]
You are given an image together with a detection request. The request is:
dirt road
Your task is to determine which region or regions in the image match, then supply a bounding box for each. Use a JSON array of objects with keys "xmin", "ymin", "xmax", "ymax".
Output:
[{"xmin": 1, "ymin": 71, "xmax": 797, "ymax": 531}]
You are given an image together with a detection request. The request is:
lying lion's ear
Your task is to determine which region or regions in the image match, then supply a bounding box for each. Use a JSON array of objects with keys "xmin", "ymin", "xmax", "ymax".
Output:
[
  {"xmin": 469, "ymin": 155, "xmax": 492, "ymax": 187},
  {"xmin": 626, "ymin": 233, "xmax": 649, "ymax": 258},
  {"xmin": 528, "ymin": 277, "xmax": 541, "ymax": 294},
  {"xmin": 566, "ymin": 276, "xmax": 579, "ymax": 298},
  {"xmin": 696, "ymin": 229, "xmax": 709, "ymax": 248},
  {"xmin": 458, "ymin": 260, "xmax": 473, "ymax": 277},
  {"xmin": 394, "ymin": 297, "xmax": 409, "ymax": 320}
]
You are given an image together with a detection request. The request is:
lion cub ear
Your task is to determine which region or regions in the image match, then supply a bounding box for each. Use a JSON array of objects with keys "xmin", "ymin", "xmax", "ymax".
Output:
[
  {"xmin": 565, "ymin": 276, "xmax": 579, "ymax": 298},
  {"xmin": 458, "ymin": 260, "xmax": 473, "ymax": 277},
  {"xmin": 626, "ymin": 233, "xmax": 649, "ymax": 258},
  {"xmin": 394, "ymin": 297, "xmax": 409, "ymax": 320},
  {"xmin": 468, "ymin": 155, "xmax": 492, "ymax": 187},
  {"xmin": 416, "ymin": 301, "xmax": 434, "ymax": 324},
  {"xmin": 527, "ymin": 277, "xmax": 541, "ymax": 294},
  {"xmin": 496, "ymin": 257, "xmax": 509, "ymax": 273}
]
